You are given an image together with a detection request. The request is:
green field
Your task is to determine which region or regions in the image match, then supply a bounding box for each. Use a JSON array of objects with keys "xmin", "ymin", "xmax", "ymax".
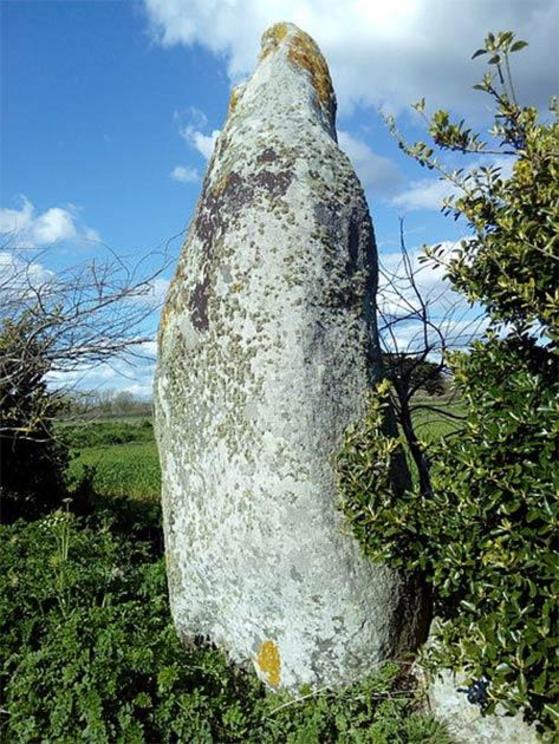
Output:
[
  {"xmin": 64, "ymin": 397, "xmax": 463, "ymax": 504},
  {"xmin": 62, "ymin": 418, "xmax": 160, "ymax": 501},
  {"xmin": 411, "ymin": 397, "xmax": 465, "ymax": 443},
  {"xmin": 68, "ymin": 441, "xmax": 161, "ymax": 500}
]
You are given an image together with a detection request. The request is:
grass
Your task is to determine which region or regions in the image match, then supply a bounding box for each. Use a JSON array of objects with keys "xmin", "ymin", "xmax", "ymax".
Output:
[
  {"xmin": 0, "ymin": 512, "xmax": 451, "ymax": 742},
  {"xmin": 411, "ymin": 396, "xmax": 465, "ymax": 443},
  {"xmin": 63, "ymin": 395, "xmax": 463, "ymax": 505},
  {"xmin": 68, "ymin": 441, "xmax": 161, "ymax": 500}
]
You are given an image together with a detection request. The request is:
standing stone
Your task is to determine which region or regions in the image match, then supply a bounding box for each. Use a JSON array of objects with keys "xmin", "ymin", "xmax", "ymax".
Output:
[{"xmin": 155, "ymin": 22, "xmax": 425, "ymax": 691}]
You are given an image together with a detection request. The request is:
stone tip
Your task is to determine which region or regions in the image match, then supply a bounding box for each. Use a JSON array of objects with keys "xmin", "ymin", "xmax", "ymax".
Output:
[
  {"xmin": 260, "ymin": 22, "xmax": 297, "ymax": 55},
  {"xmin": 259, "ymin": 22, "xmax": 335, "ymax": 120}
]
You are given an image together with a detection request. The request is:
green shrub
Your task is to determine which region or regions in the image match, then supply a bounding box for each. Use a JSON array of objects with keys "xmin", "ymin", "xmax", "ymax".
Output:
[
  {"xmin": 337, "ymin": 341, "xmax": 559, "ymax": 736},
  {"xmin": 0, "ymin": 315, "xmax": 69, "ymax": 522},
  {"xmin": 0, "ymin": 514, "xmax": 450, "ymax": 743},
  {"xmin": 340, "ymin": 30, "xmax": 558, "ymax": 737}
]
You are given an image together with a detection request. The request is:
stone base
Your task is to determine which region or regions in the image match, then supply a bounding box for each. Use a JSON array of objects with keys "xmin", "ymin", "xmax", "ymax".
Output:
[{"xmin": 415, "ymin": 666, "xmax": 539, "ymax": 743}]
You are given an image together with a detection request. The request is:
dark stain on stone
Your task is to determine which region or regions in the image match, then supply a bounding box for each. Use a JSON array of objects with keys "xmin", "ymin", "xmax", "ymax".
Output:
[
  {"xmin": 190, "ymin": 273, "xmax": 210, "ymax": 331},
  {"xmin": 196, "ymin": 193, "xmax": 225, "ymax": 258},
  {"xmin": 190, "ymin": 171, "xmax": 255, "ymax": 331},
  {"xmin": 215, "ymin": 134, "xmax": 229, "ymax": 161},
  {"xmin": 346, "ymin": 212, "xmax": 360, "ymax": 274},
  {"xmin": 314, "ymin": 201, "xmax": 364, "ymax": 311},
  {"xmin": 313, "ymin": 201, "xmax": 338, "ymax": 235},
  {"xmin": 196, "ymin": 166, "xmax": 293, "ymax": 255},
  {"xmin": 258, "ymin": 147, "xmax": 278, "ymax": 164},
  {"xmin": 190, "ymin": 166, "xmax": 293, "ymax": 328},
  {"xmin": 195, "ymin": 172, "xmax": 251, "ymax": 265},
  {"xmin": 223, "ymin": 172, "xmax": 254, "ymax": 207},
  {"xmin": 254, "ymin": 169, "xmax": 293, "ymax": 198},
  {"xmin": 361, "ymin": 211, "xmax": 377, "ymax": 298}
]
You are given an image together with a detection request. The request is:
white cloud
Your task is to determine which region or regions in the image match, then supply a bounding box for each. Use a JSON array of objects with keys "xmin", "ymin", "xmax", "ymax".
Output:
[
  {"xmin": 83, "ymin": 227, "xmax": 101, "ymax": 242},
  {"xmin": 138, "ymin": 339, "xmax": 158, "ymax": 357},
  {"xmin": 0, "ymin": 250, "xmax": 54, "ymax": 309},
  {"xmin": 170, "ymin": 164, "xmax": 200, "ymax": 182},
  {"xmin": 141, "ymin": 276, "xmax": 170, "ymax": 308},
  {"xmin": 392, "ymin": 177, "xmax": 455, "ymax": 212},
  {"xmin": 143, "ymin": 0, "xmax": 557, "ymax": 116},
  {"xmin": 392, "ymin": 155, "xmax": 517, "ymax": 212},
  {"xmin": 378, "ymin": 238, "xmax": 488, "ymax": 358},
  {"xmin": 180, "ymin": 125, "xmax": 220, "ymax": 160},
  {"xmin": 44, "ymin": 336, "xmax": 159, "ymax": 397},
  {"xmin": 338, "ymin": 130, "xmax": 402, "ymax": 195},
  {"xmin": 0, "ymin": 250, "xmax": 51, "ymax": 281},
  {"xmin": 0, "ymin": 197, "xmax": 34, "ymax": 236},
  {"xmin": 384, "ymin": 315, "xmax": 488, "ymax": 358},
  {"xmin": 45, "ymin": 352, "xmax": 157, "ymax": 397},
  {"xmin": 121, "ymin": 381, "xmax": 155, "ymax": 398},
  {"xmin": 0, "ymin": 196, "xmax": 99, "ymax": 248},
  {"xmin": 174, "ymin": 107, "xmax": 220, "ymax": 160},
  {"xmin": 31, "ymin": 207, "xmax": 77, "ymax": 244}
]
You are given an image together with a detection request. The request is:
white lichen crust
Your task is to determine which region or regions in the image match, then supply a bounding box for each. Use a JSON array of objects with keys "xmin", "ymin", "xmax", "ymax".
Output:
[{"xmin": 154, "ymin": 22, "xmax": 425, "ymax": 691}]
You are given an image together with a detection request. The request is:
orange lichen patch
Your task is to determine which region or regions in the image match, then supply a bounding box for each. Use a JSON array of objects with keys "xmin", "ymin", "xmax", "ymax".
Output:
[
  {"xmin": 256, "ymin": 639, "xmax": 281, "ymax": 687},
  {"xmin": 287, "ymin": 29, "xmax": 334, "ymax": 110},
  {"xmin": 259, "ymin": 22, "xmax": 289, "ymax": 60}
]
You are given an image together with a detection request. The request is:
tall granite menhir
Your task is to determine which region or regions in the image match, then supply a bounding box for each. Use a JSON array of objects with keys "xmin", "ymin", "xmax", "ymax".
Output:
[{"xmin": 155, "ymin": 22, "xmax": 425, "ymax": 691}]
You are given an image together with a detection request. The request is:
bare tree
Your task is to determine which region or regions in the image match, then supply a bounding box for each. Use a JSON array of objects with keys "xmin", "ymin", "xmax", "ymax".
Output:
[
  {"xmin": 0, "ymin": 231, "xmax": 181, "ymax": 437},
  {"xmin": 377, "ymin": 220, "xmax": 486, "ymax": 496}
]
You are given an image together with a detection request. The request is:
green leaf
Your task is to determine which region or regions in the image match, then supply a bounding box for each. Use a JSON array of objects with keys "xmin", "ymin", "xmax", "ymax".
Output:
[
  {"xmin": 510, "ymin": 40, "xmax": 528, "ymax": 53},
  {"xmin": 472, "ymin": 49, "xmax": 487, "ymax": 59}
]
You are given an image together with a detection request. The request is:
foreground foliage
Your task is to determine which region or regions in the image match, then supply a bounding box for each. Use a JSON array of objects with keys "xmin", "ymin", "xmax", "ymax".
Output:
[
  {"xmin": 340, "ymin": 31, "xmax": 558, "ymax": 737},
  {"xmin": 338, "ymin": 344, "xmax": 558, "ymax": 734},
  {"xmin": 0, "ymin": 511, "xmax": 450, "ymax": 743}
]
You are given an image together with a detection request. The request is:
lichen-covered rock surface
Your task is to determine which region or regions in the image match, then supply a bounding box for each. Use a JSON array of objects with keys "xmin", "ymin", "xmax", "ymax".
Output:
[
  {"xmin": 154, "ymin": 22, "xmax": 424, "ymax": 691},
  {"xmin": 424, "ymin": 669, "xmax": 539, "ymax": 743}
]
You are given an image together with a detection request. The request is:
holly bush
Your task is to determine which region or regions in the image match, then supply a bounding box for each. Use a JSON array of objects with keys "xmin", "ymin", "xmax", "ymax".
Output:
[
  {"xmin": 338, "ymin": 342, "xmax": 558, "ymax": 734},
  {"xmin": 339, "ymin": 31, "xmax": 558, "ymax": 737}
]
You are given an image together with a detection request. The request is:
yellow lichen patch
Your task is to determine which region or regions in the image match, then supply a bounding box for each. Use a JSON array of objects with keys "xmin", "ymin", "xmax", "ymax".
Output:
[
  {"xmin": 256, "ymin": 639, "xmax": 281, "ymax": 687},
  {"xmin": 159, "ymin": 297, "xmax": 174, "ymax": 336},
  {"xmin": 158, "ymin": 278, "xmax": 183, "ymax": 339},
  {"xmin": 211, "ymin": 170, "xmax": 230, "ymax": 199},
  {"xmin": 287, "ymin": 29, "xmax": 334, "ymax": 110},
  {"xmin": 228, "ymin": 86, "xmax": 241, "ymax": 115},
  {"xmin": 259, "ymin": 22, "xmax": 289, "ymax": 60}
]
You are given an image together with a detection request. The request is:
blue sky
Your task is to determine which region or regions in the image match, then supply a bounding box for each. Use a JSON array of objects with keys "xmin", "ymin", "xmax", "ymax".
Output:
[{"xmin": 1, "ymin": 0, "xmax": 557, "ymax": 395}]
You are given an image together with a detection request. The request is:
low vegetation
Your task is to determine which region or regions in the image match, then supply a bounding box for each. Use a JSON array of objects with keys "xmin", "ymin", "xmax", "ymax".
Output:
[{"xmin": 0, "ymin": 418, "xmax": 452, "ymax": 743}]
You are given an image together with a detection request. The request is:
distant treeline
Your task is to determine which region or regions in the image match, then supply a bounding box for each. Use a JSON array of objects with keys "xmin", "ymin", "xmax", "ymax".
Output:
[{"xmin": 62, "ymin": 389, "xmax": 153, "ymax": 419}]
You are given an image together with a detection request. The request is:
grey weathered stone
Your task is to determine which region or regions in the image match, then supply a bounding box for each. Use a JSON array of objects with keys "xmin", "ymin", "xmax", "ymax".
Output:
[
  {"xmin": 154, "ymin": 22, "xmax": 425, "ymax": 691},
  {"xmin": 417, "ymin": 667, "xmax": 540, "ymax": 743}
]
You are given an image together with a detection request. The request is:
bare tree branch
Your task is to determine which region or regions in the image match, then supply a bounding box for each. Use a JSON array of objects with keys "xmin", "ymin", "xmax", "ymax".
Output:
[
  {"xmin": 376, "ymin": 219, "xmax": 486, "ymax": 496},
  {"xmin": 0, "ymin": 230, "xmax": 183, "ymax": 437}
]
